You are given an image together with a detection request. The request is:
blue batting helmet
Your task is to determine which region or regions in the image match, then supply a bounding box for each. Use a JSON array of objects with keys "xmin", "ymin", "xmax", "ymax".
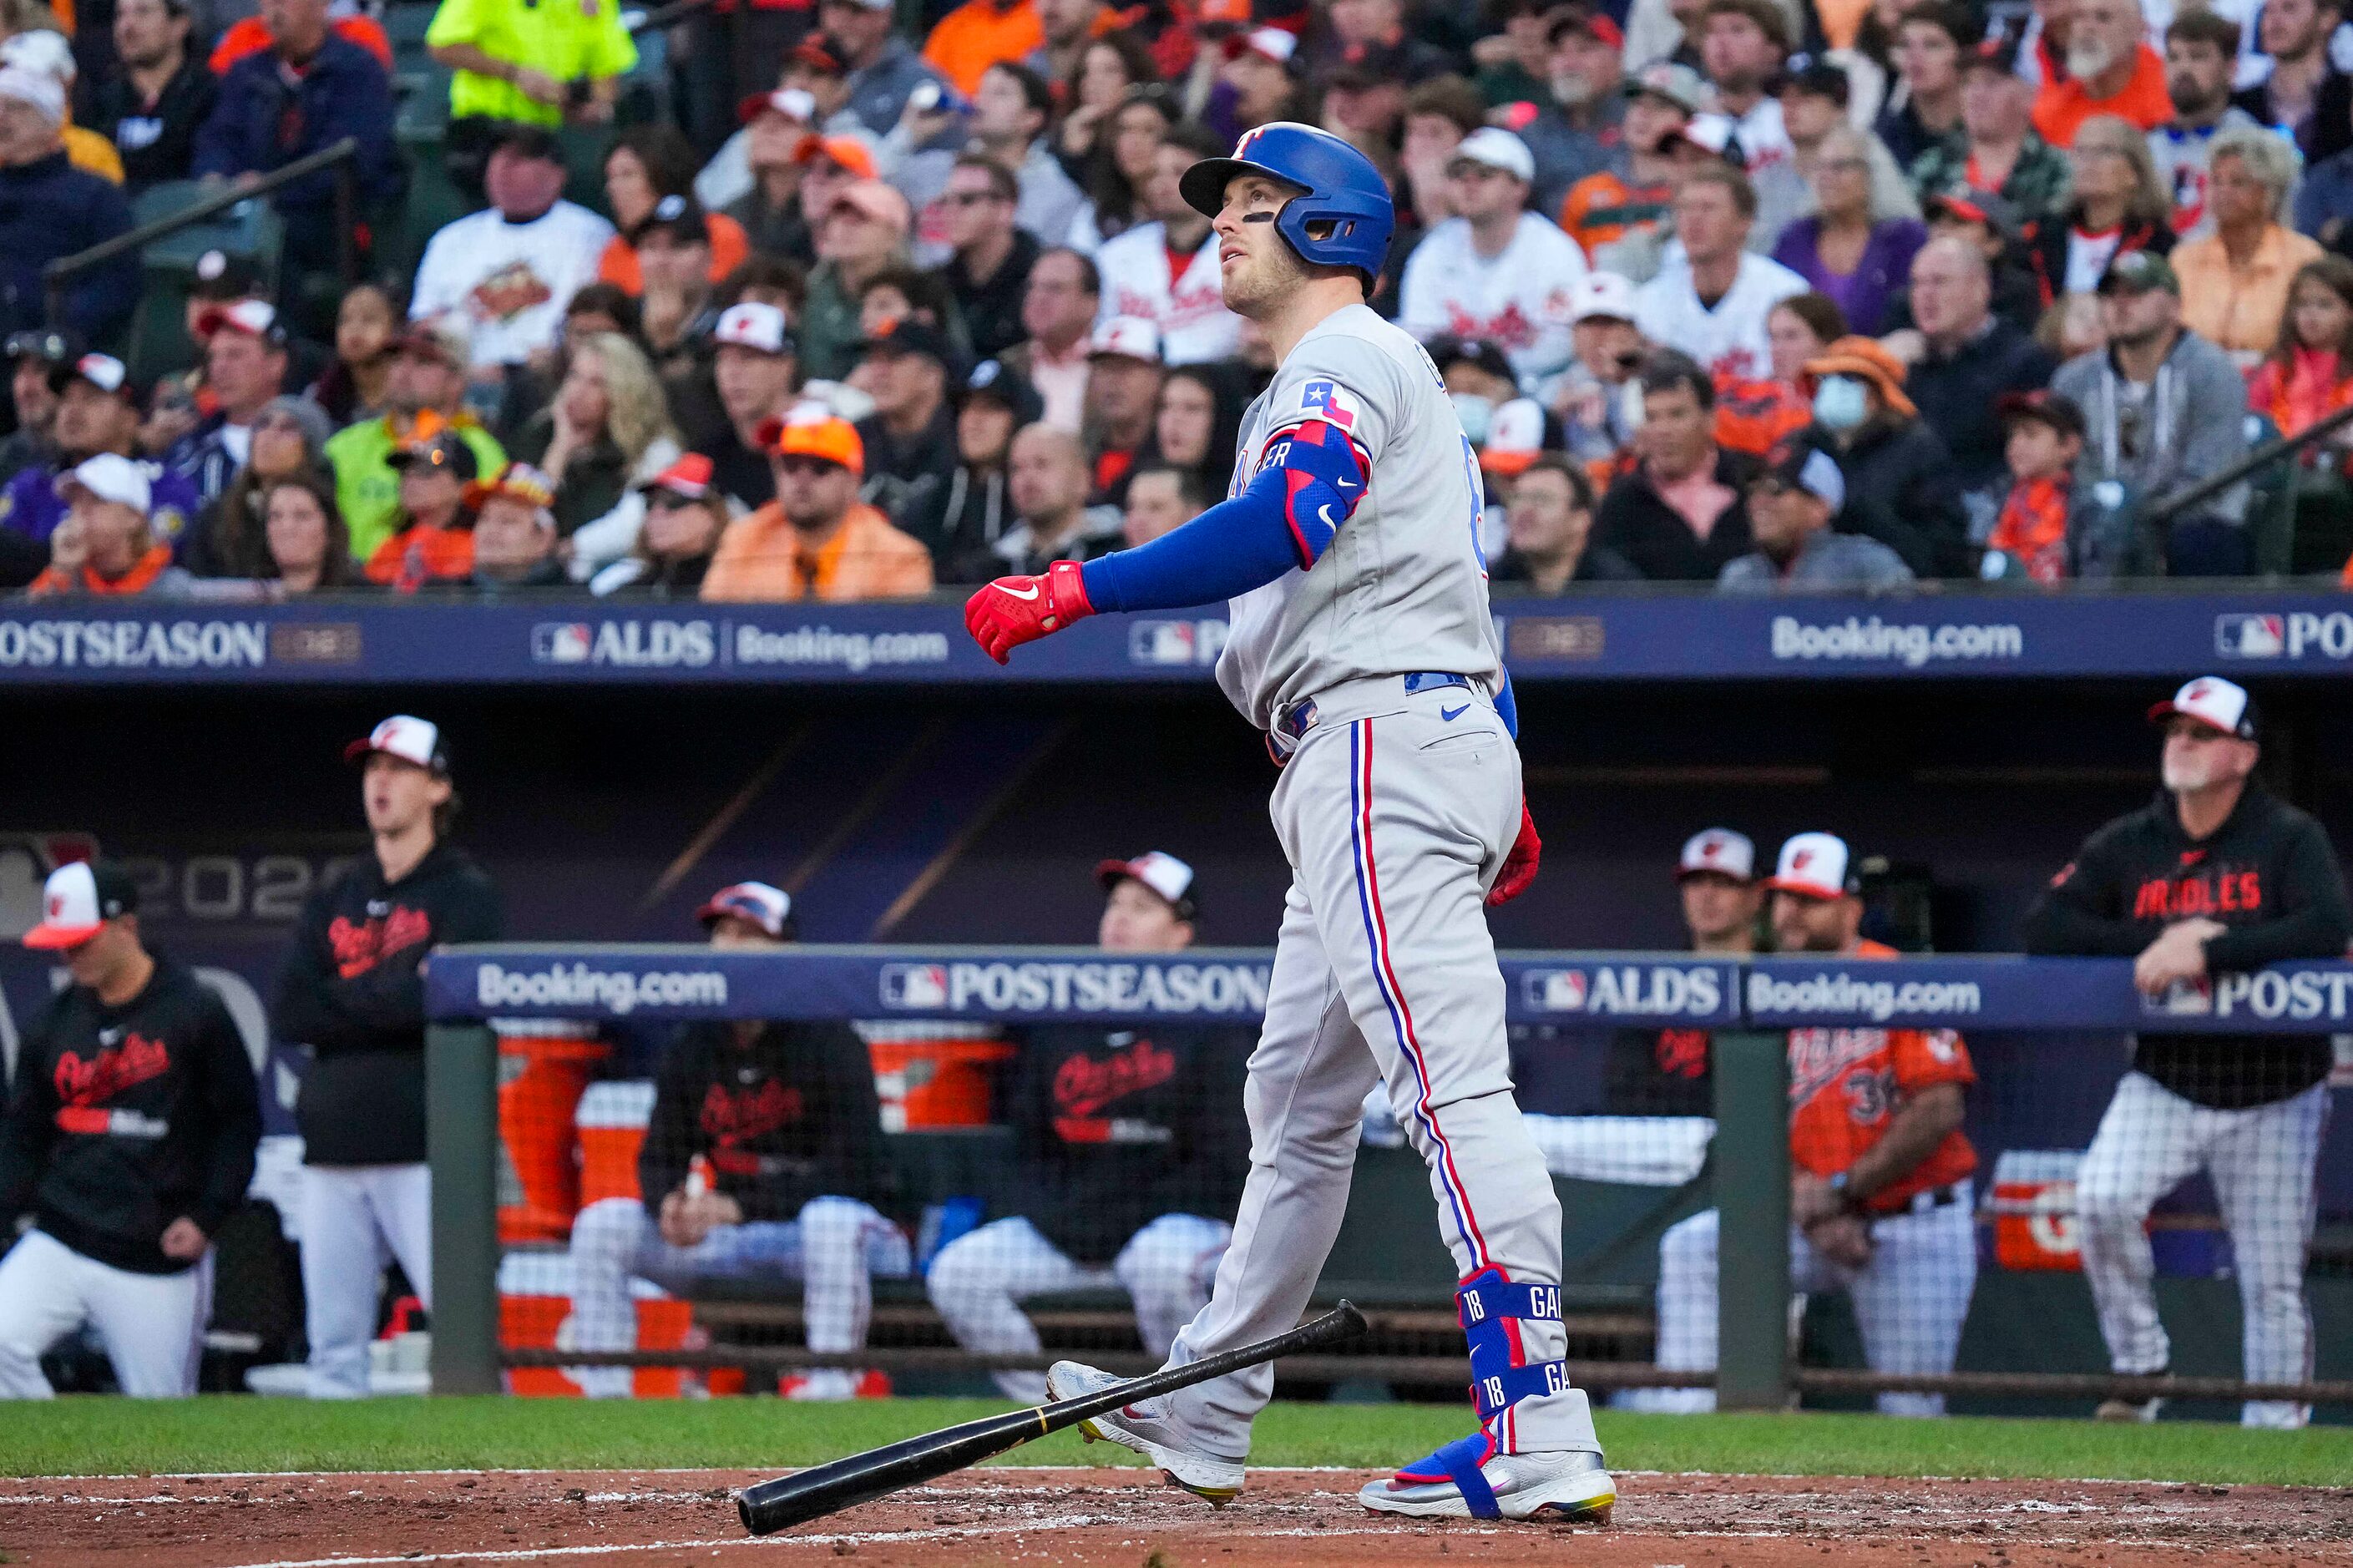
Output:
[{"xmin": 1178, "ymin": 122, "xmax": 1394, "ymax": 282}]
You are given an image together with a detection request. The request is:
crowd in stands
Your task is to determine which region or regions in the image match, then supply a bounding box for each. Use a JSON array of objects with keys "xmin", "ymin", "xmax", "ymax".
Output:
[{"xmin": 10, "ymin": 0, "xmax": 2353, "ymax": 598}]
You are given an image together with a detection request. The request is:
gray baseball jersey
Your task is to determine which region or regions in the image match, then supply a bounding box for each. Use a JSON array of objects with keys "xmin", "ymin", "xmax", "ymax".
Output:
[{"xmin": 1215, "ymin": 304, "xmax": 1505, "ymax": 731}]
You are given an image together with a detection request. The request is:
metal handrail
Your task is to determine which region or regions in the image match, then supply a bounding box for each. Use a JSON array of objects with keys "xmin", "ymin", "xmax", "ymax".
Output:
[
  {"xmin": 2145, "ymin": 397, "xmax": 2353, "ymax": 525},
  {"xmin": 42, "ymin": 136, "xmax": 361, "ymax": 326},
  {"xmin": 626, "ymin": 0, "xmax": 725, "ymax": 35}
]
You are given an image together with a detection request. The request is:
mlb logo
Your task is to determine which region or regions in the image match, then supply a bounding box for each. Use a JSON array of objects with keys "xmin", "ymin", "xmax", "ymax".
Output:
[
  {"xmin": 2215, "ymin": 614, "xmax": 2284, "ymax": 658},
  {"xmin": 881, "ymin": 964, "xmax": 949, "ymax": 1009},
  {"xmin": 534, "ymin": 624, "xmax": 592, "ymax": 664},
  {"xmin": 1131, "ymin": 621, "xmax": 1198, "ymax": 666},
  {"xmin": 1521, "ymin": 969, "xmax": 1587, "ymax": 1012}
]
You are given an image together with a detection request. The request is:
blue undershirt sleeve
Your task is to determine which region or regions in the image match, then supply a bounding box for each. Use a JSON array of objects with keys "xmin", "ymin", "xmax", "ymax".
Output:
[
  {"xmin": 1495, "ymin": 668, "xmax": 1520, "ymax": 741},
  {"xmin": 1080, "ymin": 462, "xmax": 1303, "ymax": 614}
]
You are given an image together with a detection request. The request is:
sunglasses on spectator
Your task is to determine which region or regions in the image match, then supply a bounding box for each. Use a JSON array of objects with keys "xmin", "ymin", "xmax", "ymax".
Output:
[{"xmin": 944, "ymin": 189, "xmax": 1007, "ymax": 205}]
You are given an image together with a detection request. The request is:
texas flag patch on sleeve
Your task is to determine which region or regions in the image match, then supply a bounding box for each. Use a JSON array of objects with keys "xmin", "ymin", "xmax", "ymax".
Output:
[{"xmin": 1299, "ymin": 379, "xmax": 1358, "ymax": 430}]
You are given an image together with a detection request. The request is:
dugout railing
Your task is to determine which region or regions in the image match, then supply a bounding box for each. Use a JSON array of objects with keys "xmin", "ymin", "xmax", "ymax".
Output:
[{"xmin": 420, "ymin": 945, "xmax": 2353, "ymax": 1416}]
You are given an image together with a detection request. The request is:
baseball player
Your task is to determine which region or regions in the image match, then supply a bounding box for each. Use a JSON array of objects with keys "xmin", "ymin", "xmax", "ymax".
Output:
[
  {"xmin": 564, "ymin": 881, "xmax": 907, "ymax": 1400},
  {"xmin": 1632, "ymin": 833, "xmax": 1979, "ymax": 1417},
  {"xmin": 1515, "ymin": 829, "xmax": 1758, "ymax": 1191},
  {"xmin": 0, "ymin": 861, "xmax": 261, "ymax": 1396},
  {"xmin": 272, "ymin": 716, "xmax": 503, "ymax": 1398},
  {"xmin": 964, "ymin": 123, "xmax": 1613, "ymax": 1525},
  {"xmin": 2024, "ymin": 678, "xmax": 2351, "ymax": 1429},
  {"xmin": 925, "ymin": 853, "xmax": 1250, "ymax": 1402},
  {"xmin": 1607, "ymin": 827, "xmax": 1763, "ymax": 1115}
]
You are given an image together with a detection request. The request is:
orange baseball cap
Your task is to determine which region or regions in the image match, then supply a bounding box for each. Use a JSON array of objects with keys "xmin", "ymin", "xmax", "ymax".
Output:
[
  {"xmin": 764, "ymin": 404, "xmax": 865, "ymax": 476},
  {"xmin": 794, "ymin": 133, "xmax": 878, "ymax": 179}
]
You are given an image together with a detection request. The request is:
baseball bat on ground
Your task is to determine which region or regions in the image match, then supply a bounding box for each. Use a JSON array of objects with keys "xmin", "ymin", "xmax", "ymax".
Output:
[{"xmin": 736, "ymin": 1300, "xmax": 1369, "ymax": 1535}]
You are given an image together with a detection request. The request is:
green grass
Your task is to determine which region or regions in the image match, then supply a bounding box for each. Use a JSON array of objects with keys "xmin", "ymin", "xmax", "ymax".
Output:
[{"xmin": 1, "ymin": 1399, "xmax": 2347, "ymax": 1487}]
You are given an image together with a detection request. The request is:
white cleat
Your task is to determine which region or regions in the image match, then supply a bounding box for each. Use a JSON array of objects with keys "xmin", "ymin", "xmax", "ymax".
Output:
[
  {"xmin": 1359, "ymin": 1447, "xmax": 1617, "ymax": 1525},
  {"xmin": 1045, "ymin": 1359, "xmax": 1246, "ymax": 1505},
  {"xmin": 2094, "ymin": 1395, "xmax": 2164, "ymax": 1424}
]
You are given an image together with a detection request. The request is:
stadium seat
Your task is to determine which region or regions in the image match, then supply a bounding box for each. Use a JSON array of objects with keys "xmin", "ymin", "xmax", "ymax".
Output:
[{"xmin": 122, "ymin": 184, "xmax": 285, "ymax": 383}]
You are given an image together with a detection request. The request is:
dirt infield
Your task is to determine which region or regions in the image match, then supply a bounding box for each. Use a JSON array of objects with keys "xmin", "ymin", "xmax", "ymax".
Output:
[{"xmin": 3, "ymin": 1465, "xmax": 2346, "ymax": 1568}]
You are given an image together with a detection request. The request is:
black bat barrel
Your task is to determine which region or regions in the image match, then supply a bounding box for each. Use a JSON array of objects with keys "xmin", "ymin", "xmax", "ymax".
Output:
[
  {"xmin": 736, "ymin": 1302, "xmax": 1366, "ymax": 1536},
  {"xmin": 738, "ymin": 1408, "xmax": 1049, "ymax": 1535}
]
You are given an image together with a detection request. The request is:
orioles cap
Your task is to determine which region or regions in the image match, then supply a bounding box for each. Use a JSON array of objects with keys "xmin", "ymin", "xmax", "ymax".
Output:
[
  {"xmin": 698, "ymin": 880, "xmax": 796, "ymax": 938},
  {"xmin": 2148, "ymin": 675, "xmax": 2258, "ymax": 741},
  {"xmin": 714, "ymin": 301, "xmax": 793, "ymax": 357},
  {"xmin": 22, "ymin": 859, "xmax": 138, "ymax": 949},
  {"xmin": 1096, "ymin": 851, "xmax": 1197, "ymax": 919},
  {"xmin": 1769, "ymin": 832, "xmax": 1858, "ymax": 900},
  {"xmin": 794, "ymin": 134, "xmax": 878, "ymax": 179},
  {"xmin": 763, "ymin": 402, "xmax": 866, "ymax": 476},
  {"xmin": 1677, "ymin": 827, "xmax": 1757, "ymax": 883},
  {"xmin": 345, "ymin": 713, "xmax": 449, "ymax": 774},
  {"xmin": 1089, "ymin": 315, "xmax": 1162, "ymax": 364}
]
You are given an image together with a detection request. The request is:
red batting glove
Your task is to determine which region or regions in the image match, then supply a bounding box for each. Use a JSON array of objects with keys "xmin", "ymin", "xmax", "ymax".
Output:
[
  {"xmin": 1487, "ymin": 799, "xmax": 1541, "ymax": 907},
  {"xmin": 964, "ymin": 559, "xmax": 1096, "ymax": 665}
]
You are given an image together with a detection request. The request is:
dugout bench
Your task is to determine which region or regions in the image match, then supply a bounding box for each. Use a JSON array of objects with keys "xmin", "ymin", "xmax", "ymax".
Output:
[{"xmin": 494, "ymin": 1120, "xmax": 1702, "ymax": 1395}]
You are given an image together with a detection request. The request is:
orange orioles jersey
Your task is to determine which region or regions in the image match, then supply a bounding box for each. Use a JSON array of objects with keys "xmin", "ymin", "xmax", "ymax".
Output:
[{"xmin": 1786, "ymin": 940, "xmax": 1977, "ymax": 1211}]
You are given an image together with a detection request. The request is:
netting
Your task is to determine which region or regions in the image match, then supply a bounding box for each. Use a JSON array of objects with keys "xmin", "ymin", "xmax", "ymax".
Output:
[{"xmin": 455, "ymin": 946, "xmax": 2350, "ymax": 1419}]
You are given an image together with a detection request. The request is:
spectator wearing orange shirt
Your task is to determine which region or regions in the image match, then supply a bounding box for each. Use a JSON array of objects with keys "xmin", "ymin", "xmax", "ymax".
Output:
[
  {"xmin": 2247, "ymin": 256, "xmax": 2353, "ymax": 444},
  {"xmin": 2170, "ymin": 127, "xmax": 2320, "ymax": 362},
  {"xmin": 28, "ymin": 453, "xmax": 195, "ymax": 596},
  {"xmin": 366, "ymin": 427, "xmax": 478, "ymax": 592},
  {"xmin": 209, "ymin": 6, "xmax": 390, "ymax": 72},
  {"xmin": 2032, "ymin": 0, "xmax": 2171, "ymax": 146},
  {"xmin": 701, "ymin": 406, "xmax": 934, "ymax": 600},
  {"xmin": 1559, "ymin": 61, "xmax": 1694, "ymax": 260},
  {"xmin": 924, "ymin": 0, "xmax": 1041, "ymax": 99},
  {"xmin": 598, "ymin": 126, "xmax": 751, "ymax": 295}
]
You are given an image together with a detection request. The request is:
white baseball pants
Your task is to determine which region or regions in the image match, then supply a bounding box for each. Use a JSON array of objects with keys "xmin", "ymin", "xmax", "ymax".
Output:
[
  {"xmin": 1631, "ymin": 1183, "xmax": 1978, "ymax": 1417},
  {"xmin": 563, "ymin": 1194, "xmax": 910, "ymax": 1399},
  {"xmin": 2074, "ymin": 1071, "xmax": 2330, "ymax": 1428},
  {"xmin": 302, "ymin": 1162, "xmax": 433, "ymax": 1399},
  {"xmin": 925, "ymin": 1213, "xmax": 1232, "ymax": 1402},
  {"xmin": 1159, "ymin": 680, "xmax": 1598, "ymax": 1461},
  {"xmin": 0, "ymin": 1228, "xmax": 211, "ymax": 1398}
]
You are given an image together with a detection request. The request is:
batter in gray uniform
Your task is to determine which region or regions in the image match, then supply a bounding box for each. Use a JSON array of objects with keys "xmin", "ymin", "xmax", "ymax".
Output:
[{"xmin": 964, "ymin": 122, "xmax": 1613, "ymax": 1526}]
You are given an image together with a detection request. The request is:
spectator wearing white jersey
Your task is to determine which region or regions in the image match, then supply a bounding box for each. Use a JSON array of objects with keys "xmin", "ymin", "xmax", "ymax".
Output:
[
  {"xmin": 1398, "ymin": 128, "xmax": 1591, "ymax": 392},
  {"xmin": 1635, "ymin": 161, "xmax": 1808, "ymax": 382},
  {"xmin": 1092, "ymin": 123, "xmax": 1242, "ymax": 365}
]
